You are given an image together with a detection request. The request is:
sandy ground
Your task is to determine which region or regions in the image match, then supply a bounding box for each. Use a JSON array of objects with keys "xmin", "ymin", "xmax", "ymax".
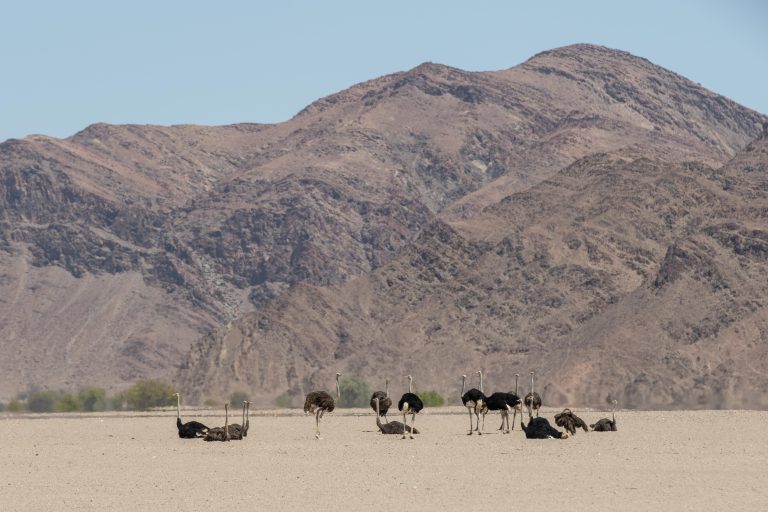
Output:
[{"xmin": 2, "ymin": 407, "xmax": 767, "ymax": 511}]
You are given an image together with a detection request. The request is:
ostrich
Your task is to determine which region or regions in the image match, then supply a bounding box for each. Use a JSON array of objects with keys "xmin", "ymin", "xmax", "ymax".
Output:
[
  {"xmin": 461, "ymin": 371, "xmax": 487, "ymax": 435},
  {"xmin": 227, "ymin": 401, "xmax": 248, "ymax": 440},
  {"xmin": 398, "ymin": 375, "xmax": 423, "ymax": 440},
  {"xmin": 242, "ymin": 401, "xmax": 250, "ymax": 437},
  {"xmin": 374, "ymin": 397, "xmax": 419, "ymax": 435},
  {"xmin": 523, "ymin": 371, "xmax": 542, "ymax": 418},
  {"xmin": 173, "ymin": 392, "xmax": 209, "ymax": 438},
  {"xmin": 370, "ymin": 379, "xmax": 392, "ymax": 423},
  {"xmin": 203, "ymin": 402, "xmax": 231, "ymax": 442},
  {"xmin": 591, "ymin": 400, "xmax": 618, "ymax": 432},
  {"xmin": 554, "ymin": 408, "xmax": 589, "ymax": 435},
  {"xmin": 520, "ymin": 405, "xmax": 568, "ymax": 439},
  {"xmin": 511, "ymin": 373, "xmax": 522, "ymax": 430},
  {"xmin": 303, "ymin": 372, "xmax": 341, "ymax": 439},
  {"xmin": 485, "ymin": 391, "xmax": 521, "ymax": 434}
]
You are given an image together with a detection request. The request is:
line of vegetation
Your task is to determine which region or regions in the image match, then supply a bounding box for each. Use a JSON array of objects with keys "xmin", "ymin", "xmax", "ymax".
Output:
[{"xmin": 0, "ymin": 380, "xmax": 178, "ymax": 413}]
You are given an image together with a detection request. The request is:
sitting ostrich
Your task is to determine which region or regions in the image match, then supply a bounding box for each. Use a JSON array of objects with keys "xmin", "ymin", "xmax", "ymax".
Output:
[
  {"xmin": 204, "ymin": 402, "xmax": 231, "ymax": 442},
  {"xmin": 554, "ymin": 408, "xmax": 589, "ymax": 435},
  {"xmin": 374, "ymin": 397, "xmax": 419, "ymax": 435},
  {"xmin": 398, "ymin": 375, "xmax": 424, "ymax": 440},
  {"xmin": 227, "ymin": 401, "xmax": 248, "ymax": 440},
  {"xmin": 242, "ymin": 401, "xmax": 250, "ymax": 437},
  {"xmin": 520, "ymin": 406, "xmax": 568, "ymax": 439},
  {"xmin": 523, "ymin": 371, "xmax": 542, "ymax": 418},
  {"xmin": 173, "ymin": 392, "xmax": 209, "ymax": 438},
  {"xmin": 370, "ymin": 379, "xmax": 392, "ymax": 424},
  {"xmin": 591, "ymin": 400, "xmax": 618, "ymax": 432},
  {"xmin": 303, "ymin": 372, "xmax": 341, "ymax": 439},
  {"xmin": 461, "ymin": 371, "xmax": 487, "ymax": 435}
]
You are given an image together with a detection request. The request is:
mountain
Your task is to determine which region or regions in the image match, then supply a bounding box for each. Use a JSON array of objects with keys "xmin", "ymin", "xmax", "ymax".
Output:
[{"xmin": 1, "ymin": 44, "xmax": 765, "ymax": 403}]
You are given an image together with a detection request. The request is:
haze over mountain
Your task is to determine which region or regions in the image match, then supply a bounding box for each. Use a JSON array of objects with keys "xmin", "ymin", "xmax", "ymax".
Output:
[{"xmin": 1, "ymin": 44, "xmax": 765, "ymax": 407}]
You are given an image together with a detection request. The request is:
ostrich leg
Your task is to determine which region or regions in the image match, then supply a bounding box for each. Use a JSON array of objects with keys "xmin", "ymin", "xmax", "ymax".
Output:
[
  {"xmin": 402, "ymin": 409, "xmax": 408, "ymax": 440},
  {"xmin": 315, "ymin": 409, "xmax": 321, "ymax": 439},
  {"xmin": 410, "ymin": 412, "xmax": 415, "ymax": 439},
  {"xmin": 467, "ymin": 409, "xmax": 474, "ymax": 435}
]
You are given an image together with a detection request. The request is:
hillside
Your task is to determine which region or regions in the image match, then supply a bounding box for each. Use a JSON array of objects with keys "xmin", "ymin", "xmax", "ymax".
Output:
[{"xmin": 1, "ymin": 44, "xmax": 765, "ymax": 400}]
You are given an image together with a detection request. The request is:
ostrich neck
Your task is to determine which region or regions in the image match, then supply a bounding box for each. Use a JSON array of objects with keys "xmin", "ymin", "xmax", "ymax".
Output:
[
  {"xmin": 385, "ymin": 379, "xmax": 389, "ymax": 397},
  {"xmin": 336, "ymin": 377, "xmax": 340, "ymax": 401},
  {"xmin": 224, "ymin": 405, "xmax": 229, "ymax": 441},
  {"xmin": 515, "ymin": 376, "xmax": 518, "ymax": 394},
  {"xmin": 479, "ymin": 371, "xmax": 483, "ymax": 393},
  {"xmin": 375, "ymin": 400, "xmax": 383, "ymax": 430},
  {"xmin": 242, "ymin": 402, "xmax": 246, "ymax": 427},
  {"xmin": 408, "ymin": 378, "xmax": 412, "ymax": 394},
  {"xmin": 530, "ymin": 374, "xmax": 534, "ymax": 394},
  {"xmin": 176, "ymin": 395, "xmax": 181, "ymax": 420},
  {"xmin": 461, "ymin": 376, "xmax": 466, "ymax": 397}
]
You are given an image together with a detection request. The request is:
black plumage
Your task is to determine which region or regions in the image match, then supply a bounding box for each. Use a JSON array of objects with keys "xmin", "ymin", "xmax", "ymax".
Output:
[
  {"xmin": 591, "ymin": 400, "xmax": 618, "ymax": 432},
  {"xmin": 554, "ymin": 408, "xmax": 589, "ymax": 435},
  {"xmin": 520, "ymin": 413, "xmax": 568, "ymax": 440},
  {"xmin": 173, "ymin": 392, "xmax": 208, "ymax": 438},
  {"xmin": 461, "ymin": 372, "xmax": 487, "ymax": 435},
  {"xmin": 485, "ymin": 392, "xmax": 521, "ymax": 434},
  {"xmin": 398, "ymin": 375, "xmax": 423, "ymax": 439}
]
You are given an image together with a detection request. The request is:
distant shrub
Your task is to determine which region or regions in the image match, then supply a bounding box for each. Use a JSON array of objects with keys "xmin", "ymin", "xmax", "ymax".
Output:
[
  {"xmin": 339, "ymin": 376, "xmax": 371, "ymax": 408},
  {"xmin": 122, "ymin": 380, "xmax": 176, "ymax": 411},
  {"xmin": 78, "ymin": 387, "xmax": 108, "ymax": 412},
  {"xmin": 55, "ymin": 393, "xmax": 83, "ymax": 412},
  {"xmin": 229, "ymin": 391, "xmax": 249, "ymax": 406},
  {"xmin": 7, "ymin": 400, "xmax": 23, "ymax": 412},
  {"xmin": 27, "ymin": 390, "xmax": 59, "ymax": 412},
  {"xmin": 203, "ymin": 399, "xmax": 218, "ymax": 408},
  {"xmin": 419, "ymin": 390, "xmax": 445, "ymax": 407},
  {"xmin": 274, "ymin": 393, "xmax": 293, "ymax": 408},
  {"xmin": 0, "ymin": 402, "xmax": 5, "ymax": 412}
]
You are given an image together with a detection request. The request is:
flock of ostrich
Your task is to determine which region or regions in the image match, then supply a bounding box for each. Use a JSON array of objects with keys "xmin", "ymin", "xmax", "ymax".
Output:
[{"xmin": 174, "ymin": 371, "xmax": 618, "ymax": 441}]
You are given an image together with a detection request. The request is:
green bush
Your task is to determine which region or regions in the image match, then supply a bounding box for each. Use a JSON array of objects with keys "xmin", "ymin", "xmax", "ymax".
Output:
[
  {"xmin": 55, "ymin": 393, "xmax": 83, "ymax": 412},
  {"xmin": 229, "ymin": 391, "xmax": 249, "ymax": 406},
  {"xmin": 78, "ymin": 387, "xmax": 108, "ymax": 412},
  {"xmin": 0, "ymin": 402, "xmax": 5, "ymax": 412},
  {"xmin": 274, "ymin": 393, "xmax": 293, "ymax": 408},
  {"xmin": 27, "ymin": 390, "xmax": 60, "ymax": 412},
  {"xmin": 7, "ymin": 400, "xmax": 23, "ymax": 412},
  {"xmin": 419, "ymin": 390, "xmax": 444, "ymax": 407},
  {"xmin": 203, "ymin": 399, "xmax": 218, "ymax": 408},
  {"xmin": 121, "ymin": 380, "xmax": 176, "ymax": 411},
  {"xmin": 338, "ymin": 376, "xmax": 371, "ymax": 408}
]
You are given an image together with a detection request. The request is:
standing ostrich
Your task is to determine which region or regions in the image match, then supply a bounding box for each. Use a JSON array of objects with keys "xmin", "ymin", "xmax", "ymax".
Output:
[
  {"xmin": 554, "ymin": 408, "xmax": 589, "ymax": 435},
  {"xmin": 591, "ymin": 400, "xmax": 618, "ymax": 432},
  {"xmin": 173, "ymin": 392, "xmax": 209, "ymax": 438},
  {"xmin": 374, "ymin": 397, "xmax": 419, "ymax": 435},
  {"xmin": 461, "ymin": 371, "xmax": 487, "ymax": 435},
  {"xmin": 511, "ymin": 373, "xmax": 521, "ymax": 430},
  {"xmin": 398, "ymin": 375, "xmax": 423, "ymax": 440},
  {"xmin": 370, "ymin": 379, "xmax": 392, "ymax": 424},
  {"xmin": 523, "ymin": 371, "xmax": 542, "ymax": 418},
  {"xmin": 204, "ymin": 402, "xmax": 231, "ymax": 442},
  {"xmin": 303, "ymin": 372, "xmax": 341, "ymax": 439},
  {"xmin": 485, "ymin": 391, "xmax": 521, "ymax": 434},
  {"xmin": 520, "ymin": 405, "xmax": 568, "ymax": 439}
]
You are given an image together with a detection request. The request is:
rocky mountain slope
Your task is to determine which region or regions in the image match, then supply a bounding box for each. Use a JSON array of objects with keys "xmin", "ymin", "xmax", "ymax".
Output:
[
  {"xmin": 1, "ymin": 44, "xmax": 765, "ymax": 402},
  {"xmin": 181, "ymin": 129, "xmax": 768, "ymax": 409}
]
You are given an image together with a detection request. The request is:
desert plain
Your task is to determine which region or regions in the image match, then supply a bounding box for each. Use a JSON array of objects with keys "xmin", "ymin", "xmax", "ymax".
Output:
[{"xmin": 2, "ymin": 407, "xmax": 767, "ymax": 511}]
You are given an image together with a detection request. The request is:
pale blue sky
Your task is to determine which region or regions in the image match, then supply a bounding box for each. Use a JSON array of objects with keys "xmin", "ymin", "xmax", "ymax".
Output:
[{"xmin": 1, "ymin": 1, "xmax": 765, "ymax": 142}]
